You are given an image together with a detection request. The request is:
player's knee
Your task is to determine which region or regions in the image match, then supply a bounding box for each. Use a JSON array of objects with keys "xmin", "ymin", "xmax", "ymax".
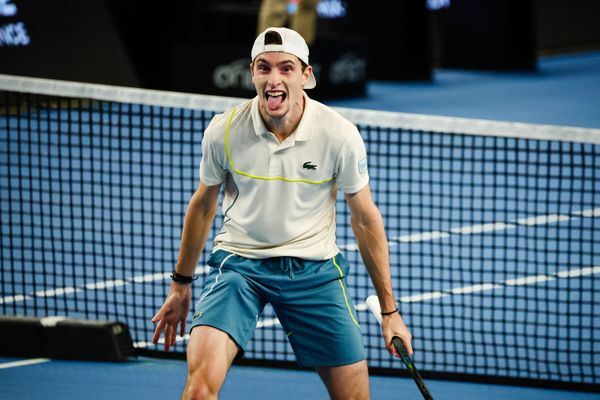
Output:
[
  {"xmin": 182, "ymin": 378, "xmax": 218, "ymax": 400},
  {"xmin": 317, "ymin": 361, "xmax": 370, "ymax": 400},
  {"xmin": 184, "ymin": 334, "xmax": 232, "ymax": 400}
]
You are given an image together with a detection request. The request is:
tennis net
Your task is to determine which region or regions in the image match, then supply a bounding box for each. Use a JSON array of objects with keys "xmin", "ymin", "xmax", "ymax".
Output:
[{"xmin": 1, "ymin": 74, "xmax": 599, "ymax": 389}]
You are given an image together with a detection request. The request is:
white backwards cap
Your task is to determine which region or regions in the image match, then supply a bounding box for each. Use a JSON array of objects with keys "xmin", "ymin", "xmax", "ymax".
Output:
[{"xmin": 251, "ymin": 27, "xmax": 316, "ymax": 89}]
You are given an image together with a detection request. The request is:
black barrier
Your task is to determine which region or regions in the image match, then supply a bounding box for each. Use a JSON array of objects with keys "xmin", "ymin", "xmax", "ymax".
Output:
[{"xmin": 0, "ymin": 316, "xmax": 135, "ymax": 362}]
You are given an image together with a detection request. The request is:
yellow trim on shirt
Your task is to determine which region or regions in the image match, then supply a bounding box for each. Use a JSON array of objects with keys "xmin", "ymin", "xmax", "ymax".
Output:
[{"xmin": 224, "ymin": 109, "xmax": 333, "ymax": 185}]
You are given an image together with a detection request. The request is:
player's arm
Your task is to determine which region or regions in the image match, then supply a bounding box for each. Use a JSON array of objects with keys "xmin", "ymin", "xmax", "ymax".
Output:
[
  {"xmin": 152, "ymin": 182, "xmax": 221, "ymax": 350},
  {"xmin": 175, "ymin": 182, "xmax": 222, "ymax": 277},
  {"xmin": 345, "ymin": 185, "xmax": 413, "ymax": 356}
]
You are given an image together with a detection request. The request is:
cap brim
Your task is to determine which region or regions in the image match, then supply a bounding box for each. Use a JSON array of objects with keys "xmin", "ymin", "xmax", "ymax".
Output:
[{"xmin": 304, "ymin": 73, "xmax": 316, "ymax": 90}]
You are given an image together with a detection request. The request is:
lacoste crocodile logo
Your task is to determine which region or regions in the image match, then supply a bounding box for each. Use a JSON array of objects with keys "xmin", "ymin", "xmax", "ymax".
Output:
[{"xmin": 302, "ymin": 161, "xmax": 318, "ymax": 170}]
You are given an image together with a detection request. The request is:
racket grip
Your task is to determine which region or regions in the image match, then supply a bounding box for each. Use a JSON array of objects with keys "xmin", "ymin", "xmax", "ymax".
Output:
[
  {"xmin": 391, "ymin": 337, "xmax": 434, "ymax": 400},
  {"xmin": 391, "ymin": 337, "xmax": 413, "ymax": 370}
]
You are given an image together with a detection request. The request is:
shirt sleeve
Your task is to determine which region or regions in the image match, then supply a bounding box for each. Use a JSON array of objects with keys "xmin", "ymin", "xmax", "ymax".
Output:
[
  {"xmin": 199, "ymin": 121, "xmax": 226, "ymax": 185},
  {"xmin": 336, "ymin": 126, "xmax": 370, "ymax": 194}
]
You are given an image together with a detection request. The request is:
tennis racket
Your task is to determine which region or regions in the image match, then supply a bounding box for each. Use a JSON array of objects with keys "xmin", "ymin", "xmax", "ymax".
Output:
[{"xmin": 366, "ymin": 295, "xmax": 434, "ymax": 400}]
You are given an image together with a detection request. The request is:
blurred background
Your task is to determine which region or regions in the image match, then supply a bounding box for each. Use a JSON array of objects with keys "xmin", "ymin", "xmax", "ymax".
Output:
[{"xmin": 1, "ymin": 0, "xmax": 599, "ymax": 100}]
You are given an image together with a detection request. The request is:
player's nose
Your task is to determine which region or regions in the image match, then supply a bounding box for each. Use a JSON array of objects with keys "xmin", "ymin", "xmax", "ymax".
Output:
[{"xmin": 267, "ymin": 71, "xmax": 282, "ymax": 87}]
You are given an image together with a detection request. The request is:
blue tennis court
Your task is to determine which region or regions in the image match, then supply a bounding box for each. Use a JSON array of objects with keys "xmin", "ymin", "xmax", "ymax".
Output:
[
  {"xmin": 1, "ymin": 356, "xmax": 599, "ymax": 399},
  {"xmin": 1, "ymin": 51, "xmax": 600, "ymax": 399}
]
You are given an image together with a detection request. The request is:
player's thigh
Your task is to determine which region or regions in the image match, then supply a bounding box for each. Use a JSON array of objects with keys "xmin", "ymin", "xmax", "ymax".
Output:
[
  {"xmin": 272, "ymin": 256, "xmax": 366, "ymax": 367},
  {"xmin": 316, "ymin": 360, "xmax": 370, "ymax": 400},
  {"xmin": 191, "ymin": 252, "xmax": 267, "ymax": 354},
  {"xmin": 185, "ymin": 252, "xmax": 266, "ymax": 396},
  {"xmin": 186, "ymin": 325, "xmax": 239, "ymax": 384}
]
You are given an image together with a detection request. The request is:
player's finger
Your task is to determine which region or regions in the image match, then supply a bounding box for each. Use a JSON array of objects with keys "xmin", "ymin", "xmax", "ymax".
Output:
[
  {"xmin": 151, "ymin": 309, "xmax": 163, "ymax": 323},
  {"xmin": 403, "ymin": 338, "xmax": 414, "ymax": 356},
  {"xmin": 180, "ymin": 319, "xmax": 187, "ymax": 337},
  {"xmin": 387, "ymin": 341, "xmax": 399, "ymax": 358},
  {"xmin": 164, "ymin": 325, "xmax": 173, "ymax": 351},
  {"xmin": 393, "ymin": 336, "xmax": 414, "ymax": 358},
  {"xmin": 152, "ymin": 319, "xmax": 166, "ymax": 344}
]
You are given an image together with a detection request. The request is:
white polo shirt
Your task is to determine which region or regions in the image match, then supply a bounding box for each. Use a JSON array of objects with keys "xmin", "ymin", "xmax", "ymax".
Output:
[{"xmin": 200, "ymin": 94, "xmax": 369, "ymax": 260}]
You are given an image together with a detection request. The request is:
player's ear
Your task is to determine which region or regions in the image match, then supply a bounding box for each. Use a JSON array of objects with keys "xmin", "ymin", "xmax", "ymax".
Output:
[{"xmin": 302, "ymin": 65, "xmax": 313, "ymax": 85}]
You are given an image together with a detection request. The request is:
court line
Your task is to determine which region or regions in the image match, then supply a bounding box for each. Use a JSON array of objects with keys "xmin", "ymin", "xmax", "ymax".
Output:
[
  {"xmin": 0, "ymin": 266, "xmax": 210, "ymax": 305},
  {"xmin": 6, "ymin": 208, "xmax": 595, "ymax": 306},
  {"xmin": 0, "ymin": 358, "xmax": 50, "ymax": 369},
  {"xmin": 2, "ymin": 208, "xmax": 597, "ymax": 305},
  {"xmin": 254, "ymin": 265, "xmax": 600, "ymax": 328},
  {"xmin": 339, "ymin": 207, "xmax": 600, "ymax": 250},
  {"xmin": 132, "ymin": 263, "xmax": 600, "ymax": 347},
  {"xmin": 2, "ymin": 207, "xmax": 599, "ymax": 341},
  {"xmin": 383, "ymin": 265, "xmax": 600, "ymax": 304}
]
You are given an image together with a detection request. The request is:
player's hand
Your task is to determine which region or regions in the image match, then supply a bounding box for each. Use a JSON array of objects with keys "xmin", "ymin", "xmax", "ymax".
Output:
[
  {"xmin": 151, "ymin": 283, "xmax": 191, "ymax": 351},
  {"xmin": 382, "ymin": 311, "xmax": 413, "ymax": 357}
]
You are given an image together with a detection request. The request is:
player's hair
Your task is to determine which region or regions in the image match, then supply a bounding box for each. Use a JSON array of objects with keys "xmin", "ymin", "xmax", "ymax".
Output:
[
  {"xmin": 264, "ymin": 31, "xmax": 283, "ymax": 45},
  {"xmin": 251, "ymin": 30, "xmax": 309, "ymax": 72}
]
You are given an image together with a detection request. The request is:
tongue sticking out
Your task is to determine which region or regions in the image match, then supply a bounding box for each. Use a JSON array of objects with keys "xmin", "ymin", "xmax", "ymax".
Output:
[{"xmin": 267, "ymin": 94, "xmax": 285, "ymax": 110}]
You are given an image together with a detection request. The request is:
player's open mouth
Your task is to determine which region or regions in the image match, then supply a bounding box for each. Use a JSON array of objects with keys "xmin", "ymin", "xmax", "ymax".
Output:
[{"xmin": 266, "ymin": 90, "xmax": 286, "ymax": 110}]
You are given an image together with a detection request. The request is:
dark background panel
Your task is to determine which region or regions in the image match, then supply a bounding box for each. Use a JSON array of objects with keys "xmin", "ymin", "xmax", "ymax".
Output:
[
  {"xmin": 430, "ymin": 0, "xmax": 536, "ymax": 70},
  {"xmin": 0, "ymin": 0, "xmax": 138, "ymax": 86},
  {"xmin": 106, "ymin": 0, "xmax": 372, "ymax": 99},
  {"xmin": 1, "ymin": 0, "xmax": 600, "ymax": 97},
  {"xmin": 534, "ymin": 0, "xmax": 600, "ymax": 54},
  {"xmin": 318, "ymin": 0, "xmax": 433, "ymax": 81}
]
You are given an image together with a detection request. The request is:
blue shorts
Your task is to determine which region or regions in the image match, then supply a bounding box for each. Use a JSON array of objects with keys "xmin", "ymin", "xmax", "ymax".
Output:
[{"xmin": 190, "ymin": 250, "xmax": 366, "ymax": 367}]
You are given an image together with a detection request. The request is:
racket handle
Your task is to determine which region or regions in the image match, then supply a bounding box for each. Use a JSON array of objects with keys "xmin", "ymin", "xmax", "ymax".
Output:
[
  {"xmin": 391, "ymin": 337, "xmax": 434, "ymax": 400},
  {"xmin": 366, "ymin": 295, "xmax": 434, "ymax": 399}
]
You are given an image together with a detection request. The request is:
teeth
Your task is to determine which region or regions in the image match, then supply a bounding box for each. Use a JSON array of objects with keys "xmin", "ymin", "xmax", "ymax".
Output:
[{"xmin": 267, "ymin": 91, "xmax": 284, "ymax": 97}]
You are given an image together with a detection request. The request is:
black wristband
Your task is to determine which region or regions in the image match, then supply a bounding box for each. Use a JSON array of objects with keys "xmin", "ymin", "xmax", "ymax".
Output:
[
  {"xmin": 171, "ymin": 271, "xmax": 197, "ymax": 284},
  {"xmin": 381, "ymin": 307, "xmax": 399, "ymax": 316}
]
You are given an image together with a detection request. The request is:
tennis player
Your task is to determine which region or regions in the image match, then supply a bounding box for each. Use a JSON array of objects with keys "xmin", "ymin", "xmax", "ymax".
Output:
[{"xmin": 152, "ymin": 27, "xmax": 413, "ymax": 399}]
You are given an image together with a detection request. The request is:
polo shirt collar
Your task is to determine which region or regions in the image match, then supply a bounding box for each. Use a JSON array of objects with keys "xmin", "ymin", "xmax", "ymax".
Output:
[{"xmin": 250, "ymin": 93, "xmax": 315, "ymax": 141}]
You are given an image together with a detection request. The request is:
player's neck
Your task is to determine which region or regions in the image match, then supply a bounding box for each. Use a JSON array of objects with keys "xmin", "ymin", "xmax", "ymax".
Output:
[{"xmin": 260, "ymin": 96, "xmax": 305, "ymax": 143}]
